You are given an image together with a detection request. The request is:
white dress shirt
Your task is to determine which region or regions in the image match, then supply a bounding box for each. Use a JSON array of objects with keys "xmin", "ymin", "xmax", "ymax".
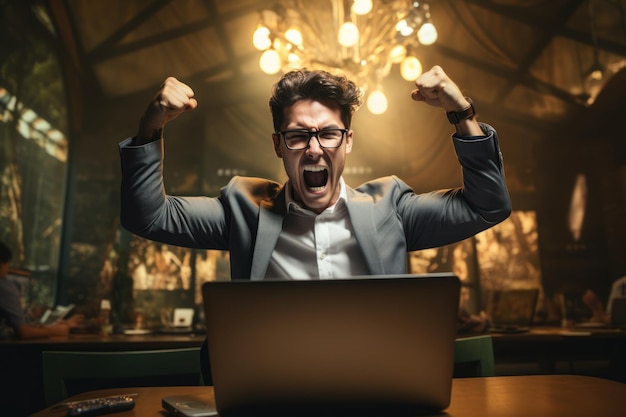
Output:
[{"xmin": 264, "ymin": 178, "xmax": 370, "ymax": 279}]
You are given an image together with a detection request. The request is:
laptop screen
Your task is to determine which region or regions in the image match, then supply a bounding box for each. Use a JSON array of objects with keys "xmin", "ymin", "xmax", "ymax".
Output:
[{"xmin": 487, "ymin": 288, "xmax": 539, "ymax": 328}]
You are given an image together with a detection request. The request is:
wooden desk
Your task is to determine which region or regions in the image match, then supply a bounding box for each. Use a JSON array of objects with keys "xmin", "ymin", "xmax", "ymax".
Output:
[
  {"xmin": 29, "ymin": 375, "xmax": 626, "ymax": 417},
  {"xmin": 0, "ymin": 333, "xmax": 206, "ymax": 417}
]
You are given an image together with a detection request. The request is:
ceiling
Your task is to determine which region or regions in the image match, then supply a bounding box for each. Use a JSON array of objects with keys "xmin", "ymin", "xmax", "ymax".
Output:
[
  {"xmin": 46, "ymin": 0, "xmax": 626, "ymax": 121},
  {"xmin": 39, "ymin": 0, "xmax": 626, "ymax": 194}
]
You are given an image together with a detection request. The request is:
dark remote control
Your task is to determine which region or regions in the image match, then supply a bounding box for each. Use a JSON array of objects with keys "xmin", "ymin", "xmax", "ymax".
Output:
[{"xmin": 65, "ymin": 394, "xmax": 135, "ymax": 416}]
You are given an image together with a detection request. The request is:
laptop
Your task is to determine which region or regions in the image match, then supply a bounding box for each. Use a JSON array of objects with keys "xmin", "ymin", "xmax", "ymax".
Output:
[
  {"xmin": 201, "ymin": 273, "xmax": 461, "ymax": 417},
  {"xmin": 487, "ymin": 289, "xmax": 539, "ymax": 333},
  {"xmin": 40, "ymin": 304, "xmax": 76, "ymax": 325},
  {"xmin": 158, "ymin": 308, "xmax": 196, "ymax": 334}
]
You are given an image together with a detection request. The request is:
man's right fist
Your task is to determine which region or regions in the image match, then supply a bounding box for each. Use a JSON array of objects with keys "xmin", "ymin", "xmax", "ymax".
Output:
[
  {"xmin": 137, "ymin": 77, "xmax": 198, "ymax": 142},
  {"xmin": 152, "ymin": 77, "xmax": 197, "ymax": 123}
]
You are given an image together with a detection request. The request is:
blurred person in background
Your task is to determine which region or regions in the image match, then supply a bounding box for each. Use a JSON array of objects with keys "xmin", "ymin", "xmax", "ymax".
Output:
[{"xmin": 0, "ymin": 240, "xmax": 83, "ymax": 339}]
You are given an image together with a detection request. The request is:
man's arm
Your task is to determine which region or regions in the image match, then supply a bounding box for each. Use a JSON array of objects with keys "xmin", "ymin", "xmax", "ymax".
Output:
[
  {"xmin": 16, "ymin": 322, "xmax": 70, "ymax": 340},
  {"xmin": 119, "ymin": 77, "xmax": 230, "ymax": 249},
  {"xmin": 399, "ymin": 124, "xmax": 511, "ymax": 251},
  {"xmin": 119, "ymin": 136, "xmax": 229, "ymax": 249},
  {"xmin": 399, "ymin": 66, "xmax": 511, "ymax": 250}
]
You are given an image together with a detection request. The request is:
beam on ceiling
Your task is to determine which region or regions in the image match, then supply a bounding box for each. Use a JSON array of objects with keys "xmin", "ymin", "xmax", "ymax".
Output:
[
  {"xmin": 435, "ymin": 44, "xmax": 585, "ymax": 107},
  {"xmin": 88, "ymin": 0, "xmax": 172, "ymax": 61}
]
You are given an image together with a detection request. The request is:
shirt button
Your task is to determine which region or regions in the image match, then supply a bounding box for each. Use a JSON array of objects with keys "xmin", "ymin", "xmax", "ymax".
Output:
[{"xmin": 319, "ymin": 252, "xmax": 327, "ymax": 260}]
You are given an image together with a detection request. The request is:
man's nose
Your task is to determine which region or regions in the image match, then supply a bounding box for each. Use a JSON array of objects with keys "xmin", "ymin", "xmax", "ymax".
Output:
[{"xmin": 305, "ymin": 134, "xmax": 324, "ymax": 156}]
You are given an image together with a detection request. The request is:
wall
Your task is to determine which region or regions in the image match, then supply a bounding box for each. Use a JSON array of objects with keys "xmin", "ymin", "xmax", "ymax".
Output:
[{"xmin": 536, "ymin": 69, "xmax": 626, "ymax": 303}]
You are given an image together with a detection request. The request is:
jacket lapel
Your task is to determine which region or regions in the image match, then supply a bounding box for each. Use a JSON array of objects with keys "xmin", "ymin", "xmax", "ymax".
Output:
[
  {"xmin": 250, "ymin": 188, "xmax": 287, "ymax": 279},
  {"xmin": 345, "ymin": 189, "xmax": 384, "ymax": 275}
]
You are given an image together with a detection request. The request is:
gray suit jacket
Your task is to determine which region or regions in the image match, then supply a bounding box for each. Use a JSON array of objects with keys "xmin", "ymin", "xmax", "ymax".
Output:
[{"xmin": 119, "ymin": 123, "xmax": 511, "ymax": 279}]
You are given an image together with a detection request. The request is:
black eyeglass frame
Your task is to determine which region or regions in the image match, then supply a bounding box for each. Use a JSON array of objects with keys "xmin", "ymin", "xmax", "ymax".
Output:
[{"xmin": 276, "ymin": 128, "xmax": 349, "ymax": 150}]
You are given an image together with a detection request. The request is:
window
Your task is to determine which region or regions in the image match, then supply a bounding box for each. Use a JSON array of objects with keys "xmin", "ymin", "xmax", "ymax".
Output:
[{"xmin": 0, "ymin": 1, "xmax": 68, "ymax": 306}]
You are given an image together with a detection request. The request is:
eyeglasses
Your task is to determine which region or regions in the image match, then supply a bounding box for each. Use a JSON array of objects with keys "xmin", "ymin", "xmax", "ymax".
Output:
[{"xmin": 276, "ymin": 128, "xmax": 348, "ymax": 150}]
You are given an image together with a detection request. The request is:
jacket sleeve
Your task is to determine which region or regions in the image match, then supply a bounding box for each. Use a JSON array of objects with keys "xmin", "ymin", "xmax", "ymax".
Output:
[
  {"xmin": 118, "ymin": 137, "xmax": 230, "ymax": 249},
  {"xmin": 399, "ymin": 123, "xmax": 511, "ymax": 251}
]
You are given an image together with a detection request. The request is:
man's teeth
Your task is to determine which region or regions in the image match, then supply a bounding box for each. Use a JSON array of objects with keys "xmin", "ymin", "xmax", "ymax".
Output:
[{"xmin": 304, "ymin": 166, "xmax": 326, "ymax": 172}]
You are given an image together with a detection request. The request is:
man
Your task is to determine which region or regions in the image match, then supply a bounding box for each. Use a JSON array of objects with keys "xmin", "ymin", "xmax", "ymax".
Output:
[
  {"xmin": 119, "ymin": 65, "xmax": 511, "ymax": 280},
  {"xmin": 0, "ymin": 241, "xmax": 81, "ymax": 339}
]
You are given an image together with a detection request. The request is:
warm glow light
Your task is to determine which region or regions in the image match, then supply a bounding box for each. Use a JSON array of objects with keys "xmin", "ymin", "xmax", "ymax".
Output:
[
  {"xmin": 367, "ymin": 90, "xmax": 388, "ymax": 114},
  {"xmin": 590, "ymin": 69, "xmax": 603, "ymax": 81},
  {"xmin": 396, "ymin": 19, "xmax": 414, "ymax": 37},
  {"xmin": 417, "ymin": 22, "xmax": 438, "ymax": 45},
  {"xmin": 284, "ymin": 28, "xmax": 303, "ymax": 46},
  {"xmin": 352, "ymin": 0, "xmax": 373, "ymax": 15},
  {"xmin": 400, "ymin": 56, "xmax": 422, "ymax": 80},
  {"xmin": 389, "ymin": 45, "xmax": 407, "ymax": 64},
  {"xmin": 252, "ymin": 26, "xmax": 271, "ymax": 50},
  {"xmin": 338, "ymin": 22, "xmax": 359, "ymax": 47},
  {"xmin": 253, "ymin": 2, "xmax": 438, "ymax": 103},
  {"xmin": 287, "ymin": 52, "xmax": 302, "ymax": 69},
  {"xmin": 568, "ymin": 173, "xmax": 587, "ymax": 242},
  {"xmin": 259, "ymin": 49, "xmax": 281, "ymax": 74}
]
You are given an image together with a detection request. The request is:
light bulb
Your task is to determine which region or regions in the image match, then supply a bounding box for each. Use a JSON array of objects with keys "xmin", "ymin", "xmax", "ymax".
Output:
[
  {"xmin": 252, "ymin": 26, "xmax": 271, "ymax": 50},
  {"xmin": 395, "ymin": 19, "xmax": 414, "ymax": 37},
  {"xmin": 590, "ymin": 69, "xmax": 603, "ymax": 81},
  {"xmin": 400, "ymin": 56, "xmax": 422, "ymax": 81},
  {"xmin": 352, "ymin": 0, "xmax": 373, "ymax": 15},
  {"xmin": 338, "ymin": 22, "xmax": 359, "ymax": 47},
  {"xmin": 284, "ymin": 28, "xmax": 303, "ymax": 46},
  {"xmin": 389, "ymin": 45, "xmax": 407, "ymax": 64},
  {"xmin": 367, "ymin": 90, "xmax": 388, "ymax": 114},
  {"xmin": 287, "ymin": 52, "xmax": 302, "ymax": 69},
  {"xmin": 259, "ymin": 49, "xmax": 281, "ymax": 74},
  {"xmin": 417, "ymin": 22, "xmax": 438, "ymax": 45}
]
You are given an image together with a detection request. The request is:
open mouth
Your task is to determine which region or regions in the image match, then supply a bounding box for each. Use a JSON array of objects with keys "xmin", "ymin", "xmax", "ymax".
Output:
[{"xmin": 303, "ymin": 166, "xmax": 328, "ymax": 190}]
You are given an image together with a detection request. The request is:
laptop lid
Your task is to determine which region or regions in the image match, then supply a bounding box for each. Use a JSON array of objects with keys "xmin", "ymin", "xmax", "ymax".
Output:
[{"xmin": 202, "ymin": 273, "xmax": 460, "ymax": 417}]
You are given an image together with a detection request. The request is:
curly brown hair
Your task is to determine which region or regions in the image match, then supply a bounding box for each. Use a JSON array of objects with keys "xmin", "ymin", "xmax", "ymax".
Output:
[{"xmin": 269, "ymin": 69, "xmax": 363, "ymax": 132}]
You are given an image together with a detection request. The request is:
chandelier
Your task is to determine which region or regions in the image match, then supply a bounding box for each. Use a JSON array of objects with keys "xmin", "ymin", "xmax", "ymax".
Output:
[{"xmin": 252, "ymin": 0, "xmax": 437, "ymax": 114}]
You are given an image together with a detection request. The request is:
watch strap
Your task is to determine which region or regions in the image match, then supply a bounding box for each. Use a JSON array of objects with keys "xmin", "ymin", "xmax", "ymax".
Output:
[{"xmin": 446, "ymin": 97, "xmax": 475, "ymax": 124}]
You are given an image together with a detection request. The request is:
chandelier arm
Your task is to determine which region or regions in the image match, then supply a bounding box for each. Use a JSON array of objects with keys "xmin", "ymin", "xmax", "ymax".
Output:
[
  {"xmin": 296, "ymin": 0, "xmax": 341, "ymax": 66},
  {"xmin": 361, "ymin": 12, "xmax": 402, "ymax": 56}
]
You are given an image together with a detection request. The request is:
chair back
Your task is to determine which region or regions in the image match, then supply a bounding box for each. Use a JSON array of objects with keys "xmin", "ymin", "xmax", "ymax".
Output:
[
  {"xmin": 453, "ymin": 335, "xmax": 495, "ymax": 377},
  {"xmin": 42, "ymin": 347, "xmax": 203, "ymax": 406}
]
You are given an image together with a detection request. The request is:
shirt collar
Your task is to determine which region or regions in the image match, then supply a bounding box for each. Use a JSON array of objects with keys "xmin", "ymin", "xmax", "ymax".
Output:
[{"xmin": 286, "ymin": 177, "xmax": 347, "ymax": 215}]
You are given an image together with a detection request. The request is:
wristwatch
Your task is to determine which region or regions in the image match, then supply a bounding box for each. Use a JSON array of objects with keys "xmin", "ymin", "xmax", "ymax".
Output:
[{"xmin": 446, "ymin": 97, "xmax": 475, "ymax": 124}]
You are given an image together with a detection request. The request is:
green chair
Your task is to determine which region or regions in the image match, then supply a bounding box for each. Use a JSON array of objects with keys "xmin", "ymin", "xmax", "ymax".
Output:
[
  {"xmin": 454, "ymin": 334, "xmax": 496, "ymax": 377},
  {"xmin": 42, "ymin": 347, "xmax": 203, "ymax": 406}
]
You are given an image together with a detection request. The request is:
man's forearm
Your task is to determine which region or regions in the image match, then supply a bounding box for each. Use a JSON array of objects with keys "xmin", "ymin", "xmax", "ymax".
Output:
[{"xmin": 133, "ymin": 118, "xmax": 163, "ymax": 145}]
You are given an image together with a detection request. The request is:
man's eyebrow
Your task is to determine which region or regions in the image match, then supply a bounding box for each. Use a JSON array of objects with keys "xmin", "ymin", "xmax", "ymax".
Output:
[{"xmin": 283, "ymin": 124, "xmax": 342, "ymax": 130}]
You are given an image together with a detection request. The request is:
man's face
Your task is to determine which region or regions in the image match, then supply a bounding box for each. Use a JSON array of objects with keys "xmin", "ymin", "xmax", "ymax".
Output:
[{"xmin": 272, "ymin": 99, "xmax": 353, "ymax": 214}]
